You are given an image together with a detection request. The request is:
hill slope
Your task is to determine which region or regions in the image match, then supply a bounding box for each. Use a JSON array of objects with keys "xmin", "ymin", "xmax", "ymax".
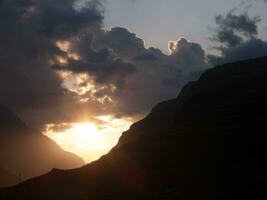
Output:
[
  {"xmin": 1, "ymin": 57, "xmax": 267, "ymax": 199},
  {"xmin": 0, "ymin": 106, "xmax": 85, "ymax": 188},
  {"xmin": 0, "ymin": 168, "xmax": 18, "ymax": 188}
]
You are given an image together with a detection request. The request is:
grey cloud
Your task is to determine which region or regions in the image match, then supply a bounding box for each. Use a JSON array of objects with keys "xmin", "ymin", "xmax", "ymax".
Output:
[
  {"xmin": 52, "ymin": 30, "xmax": 137, "ymax": 87},
  {"xmin": 215, "ymin": 12, "xmax": 259, "ymax": 35},
  {"xmin": 168, "ymin": 38, "xmax": 208, "ymax": 73},
  {"xmin": 0, "ymin": 0, "xmax": 214, "ymax": 128},
  {"xmin": 94, "ymin": 27, "xmax": 147, "ymax": 57},
  {"xmin": 134, "ymin": 53, "xmax": 159, "ymax": 61},
  {"xmin": 213, "ymin": 12, "xmax": 260, "ymax": 47},
  {"xmin": 208, "ymin": 11, "xmax": 267, "ymax": 65},
  {"xmin": 26, "ymin": 0, "xmax": 103, "ymax": 38},
  {"xmin": 209, "ymin": 38, "xmax": 267, "ymax": 65},
  {"xmin": 50, "ymin": 25, "xmax": 210, "ymax": 118},
  {"xmin": 69, "ymin": 29, "xmax": 209, "ymax": 117},
  {"xmin": 54, "ymin": 58, "xmax": 136, "ymax": 86},
  {"xmin": 0, "ymin": 0, "xmax": 104, "ymax": 127}
]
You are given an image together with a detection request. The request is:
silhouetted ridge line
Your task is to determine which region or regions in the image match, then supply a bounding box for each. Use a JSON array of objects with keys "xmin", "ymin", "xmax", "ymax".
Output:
[
  {"xmin": 0, "ymin": 105, "xmax": 84, "ymax": 188},
  {"xmin": 1, "ymin": 56, "xmax": 267, "ymax": 200}
]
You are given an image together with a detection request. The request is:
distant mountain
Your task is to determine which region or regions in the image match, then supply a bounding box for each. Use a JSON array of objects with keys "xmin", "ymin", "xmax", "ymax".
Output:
[
  {"xmin": 0, "ymin": 106, "xmax": 84, "ymax": 188},
  {"xmin": 1, "ymin": 57, "xmax": 266, "ymax": 199},
  {"xmin": 0, "ymin": 106, "xmax": 28, "ymax": 134}
]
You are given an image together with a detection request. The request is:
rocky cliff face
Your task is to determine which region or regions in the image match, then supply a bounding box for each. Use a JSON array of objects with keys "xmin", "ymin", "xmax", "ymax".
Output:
[
  {"xmin": 0, "ymin": 106, "xmax": 85, "ymax": 188},
  {"xmin": 1, "ymin": 57, "xmax": 266, "ymax": 199}
]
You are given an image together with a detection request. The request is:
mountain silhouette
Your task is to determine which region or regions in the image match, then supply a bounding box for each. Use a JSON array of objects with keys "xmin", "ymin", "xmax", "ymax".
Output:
[
  {"xmin": 0, "ymin": 168, "xmax": 18, "ymax": 188},
  {"xmin": 1, "ymin": 57, "xmax": 266, "ymax": 199},
  {"xmin": 0, "ymin": 106, "xmax": 28, "ymax": 134},
  {"xmin": 0, "ymin": 106, "xmax": 84, "ymax": 188}
]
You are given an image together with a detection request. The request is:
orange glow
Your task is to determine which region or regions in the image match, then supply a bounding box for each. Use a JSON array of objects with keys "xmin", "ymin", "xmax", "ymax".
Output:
[
  {"xmin": 56, "ymin": 41, "xmax": 80, "ymax": 63},
  {"xmin": 59, "ymin": 72, "xmax": 116, "ymax": 104},
  {"xmin": 56, "ymin": 56, "xmax": 68, "ymax": 64},
  {"xmin": 68, "ymin": 53, "xmax": 80, "ymax": 61},
  {"xmin": 56, "ymin": 41, "xmax": 70, "ymax": 52},
  {"xmin": 44, "ymin": 116, "xmax": 132, "ymax": 163}
]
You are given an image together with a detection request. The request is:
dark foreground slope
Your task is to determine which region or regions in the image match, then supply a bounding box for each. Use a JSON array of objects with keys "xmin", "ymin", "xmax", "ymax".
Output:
[
  {"xmin": 1, "ymin": 57, "xmax": 267, "ymax": 199},
  {"xmin": 0, "ymin": 106, "xmax": 84, "ymax": 188},
  {"xmin": 0, "ymin": 168, "xmax": 18, "ymax": 188}
]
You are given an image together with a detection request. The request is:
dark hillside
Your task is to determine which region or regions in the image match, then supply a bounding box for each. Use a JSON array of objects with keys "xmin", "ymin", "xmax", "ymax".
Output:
[{"xmin": 1, "ymin": 57, "xmax": 267, "ymax": 199}]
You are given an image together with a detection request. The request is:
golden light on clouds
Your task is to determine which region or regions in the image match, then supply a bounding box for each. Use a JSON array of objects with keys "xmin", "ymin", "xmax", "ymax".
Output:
[
  {"xmin": 56, "ymin": 56, "xmax": 68, "ymax": 64},
  {"xmin": 56, "ymin": 41, "xmax": 70, "ymax": 52},
  {"xmin": 68, "ymin": 53, "xmax": 80, "ymax": 61},
  {"xmin": 44, "ymin": 116, "xmax": 132, "ymax": 163},
  {"xmin": 50, "ymin": 41, "xmax": 127, "ymax": 162},
  {"xmin": 55, "ymin": 40, "xmax": 116, "ymax": 105},
  {"xmin": 59, "ymin": 72, "xmax": 116, "ymax": 104},
  {"xmin": 55, "ymin": 40, "xmax": 80, "ymax": 65}
]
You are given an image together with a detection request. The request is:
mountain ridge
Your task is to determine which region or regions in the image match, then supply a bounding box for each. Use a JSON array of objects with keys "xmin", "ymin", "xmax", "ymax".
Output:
[
  {"xmin": 0, "ymin": 105, "xmax": 85, "ymax": 188},
  {"xmin": 1, "ymin": 56, "xmax": 267, "ymax": 199}
]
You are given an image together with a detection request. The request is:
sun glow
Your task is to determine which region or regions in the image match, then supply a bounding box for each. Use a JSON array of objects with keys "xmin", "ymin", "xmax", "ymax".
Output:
[
  {"xmin": 44, "ymin": 116, "xmax": 132, "ymax": 163},
  {"xmin": 56, "ymin": 41, "xmax": 70, "ymax": 52}
]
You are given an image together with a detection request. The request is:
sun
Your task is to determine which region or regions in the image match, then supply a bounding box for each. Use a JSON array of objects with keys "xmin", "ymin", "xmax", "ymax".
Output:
[
  {"xmin": 69, "ymin": 123, "xmax": 106, "ymax": 150},
  {"xmin": 44, "ymin": 116, "xmax": 132, "ymax": 163}
]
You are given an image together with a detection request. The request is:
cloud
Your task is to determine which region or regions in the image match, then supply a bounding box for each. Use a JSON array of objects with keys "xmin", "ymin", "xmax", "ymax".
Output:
[
  {"xmin": 208, "ymin": 11, "xmax": 267, "ymax": 65},
  {"xmin": 168, "ymin": 38, "xmax": 207, "ymax": 73},
  {"xmin": 0, "ymin": 0, "xmax": 209, "ymax": 129},
  {"xmin": 0, "ymin": 0, "xmax": 104, "ymax": 126},
  {"xmin": 3, "ymin": 1, "xmax": 266, "ymax": 131},
  {"xmin": 95, "ymin": 27, "xmax": 146, "ymax": 56},
  {"xmin": 55, "ymin": 28, "xmax": 209, "ymax": 117}
]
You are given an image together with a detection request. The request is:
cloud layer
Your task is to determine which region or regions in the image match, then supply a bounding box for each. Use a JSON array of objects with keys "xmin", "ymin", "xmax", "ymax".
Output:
[
  {"xmin": 53, "ymin": 27, "xmax": 209, "ymax": 118},
  {"xmin": 0, "ymin": 0, "xmax": 267, "ymax": 129},
  {"xmin": 0, "ymin": 0, "xmax": 103, "ymax": 126}
]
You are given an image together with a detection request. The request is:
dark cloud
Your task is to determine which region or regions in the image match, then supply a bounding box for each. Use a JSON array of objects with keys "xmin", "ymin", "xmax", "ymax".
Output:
[
  {"xmin": 0, "ymin": 0, "xmax": 209, "ymax": 129},
  {"xmin": 208, "ymin": 11, "xmax": 267, "ymax": 65},
  {"xmin": 0, "ymin": 0, "xmax": 104, "ymax": 127},
  {"xmin": 0, "ymin": 0, "xmax": 103, "ymax": 39},
  {"xmin": 94, "ymin": 27, "xmax": 147, "ymax": 57},
  {"xmin": 213, "ymin": 12, "xmax": 260, "ymax": 47},
  {"xmin": 48, "ymin": 25, "xmax": 210, "ymax": 119},
  {"xmin": 209, "ymin": 38, "xmax": 267, "ymax": 65},
  {"xmin": 134, "ymin": 53, "xmax": 159, "ymax": 61},
  {"xmin": 168, "ymin": 38, "xmax": 207, "ymax": 73},
  {"xmin": 56, "ymin": 31, "xmax": 137, "ymax": 86},
  {"xmin": 77, "ymin": 31, "xmax": 209, "ymax": 117},
  {"xmin": 54, "ymin": 58, "xmax": 136, "ymax": 86}
]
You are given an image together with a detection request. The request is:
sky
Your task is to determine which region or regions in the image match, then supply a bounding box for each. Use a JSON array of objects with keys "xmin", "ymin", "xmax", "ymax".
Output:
[
  {"xmin": 1, "ymin": 0, "xmax": 267, "ymax": 162},
  {"xmin": 103, "ymin": 0, "xmax": 267, "ymax": 53}
]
